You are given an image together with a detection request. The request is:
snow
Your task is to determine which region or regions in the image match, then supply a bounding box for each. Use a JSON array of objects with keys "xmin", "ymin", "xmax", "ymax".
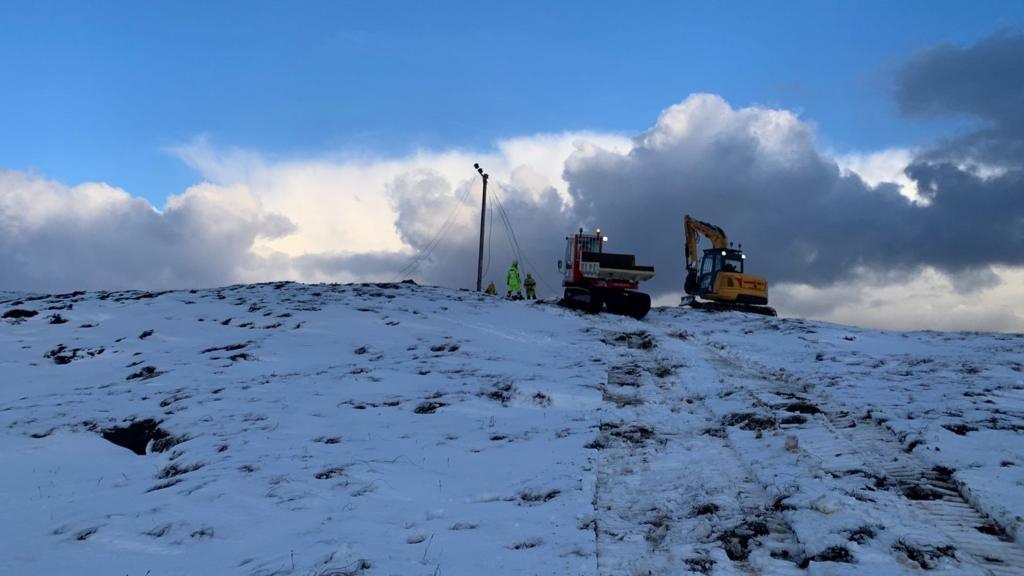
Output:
[{"xmin": 1, "ymin": 283, "xmax": 1022, "ymax": 575}]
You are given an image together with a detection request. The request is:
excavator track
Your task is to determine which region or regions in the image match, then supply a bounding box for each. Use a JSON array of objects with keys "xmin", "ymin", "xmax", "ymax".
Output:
[{"xmin": 681, "ymin": 296, "xmax": 778, "ymax": 317}]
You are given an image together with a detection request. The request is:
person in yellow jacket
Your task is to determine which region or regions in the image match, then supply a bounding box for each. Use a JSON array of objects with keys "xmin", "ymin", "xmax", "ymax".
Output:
[
  {"xmin": 485, "ymin": 281, "xmax": 497, "ymax": 295},
  {"xmin": 506, "ymin": 260, "xmax": 522, "ymax": 299},
  {"xmin": 524, "ymin": 272, "xmax": 537, "ymax": 300}
]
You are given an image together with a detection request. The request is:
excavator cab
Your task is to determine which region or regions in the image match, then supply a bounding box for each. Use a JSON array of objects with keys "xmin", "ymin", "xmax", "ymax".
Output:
[{"xmin": 699, "ymin": 248, "xmax": 745, "ymax": 293}]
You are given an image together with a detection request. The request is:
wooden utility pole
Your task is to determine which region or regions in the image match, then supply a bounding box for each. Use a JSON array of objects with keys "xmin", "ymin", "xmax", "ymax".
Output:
[{"xmin": 474, "ymin": 163, "xmax": 488, "ymax": 292}]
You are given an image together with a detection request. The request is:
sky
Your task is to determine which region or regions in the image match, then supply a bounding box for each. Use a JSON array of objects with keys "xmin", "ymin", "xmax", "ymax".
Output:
[{"xmin": 1, "ymin": 1, "xmax": 1023, "ymax": 332}]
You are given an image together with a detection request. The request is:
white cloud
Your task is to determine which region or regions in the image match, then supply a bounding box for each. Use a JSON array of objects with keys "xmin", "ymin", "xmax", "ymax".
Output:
[
  {"xmin": 168, "ymin": 131, "xmax": 632, "ymax": 260},
  {"xmin": 773, "ymin": 266, "xmax": 1024, "ymax": 333},
  {"xmin": 835, "ymin": 148, "xmax": 922, "ymax": 202},
  {"xmin": 2, "ymin": 94, "xmax": 1022, "ymax": 333},
  {"xmin": 0, "ymin": 169, "xmax": 292, "ymax": 292}
]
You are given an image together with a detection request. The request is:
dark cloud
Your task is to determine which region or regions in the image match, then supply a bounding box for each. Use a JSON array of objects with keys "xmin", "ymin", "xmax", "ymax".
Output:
[
  {"xmin": 898, "ymin": 31, "xmax": 1024, "ymax": 167},
  {"xmin": 897, "ymin": 32, "xmax": 1024, "ymax": 126},
  {"xmin": 895, "ymin": 32, "xmax": 1024, "ymax": 284}
]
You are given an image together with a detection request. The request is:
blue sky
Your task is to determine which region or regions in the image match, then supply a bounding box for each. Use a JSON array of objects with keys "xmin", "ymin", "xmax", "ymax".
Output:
[{"xmin": 2, "ymin": 1, "xmax": 1022, "ymax": 204}]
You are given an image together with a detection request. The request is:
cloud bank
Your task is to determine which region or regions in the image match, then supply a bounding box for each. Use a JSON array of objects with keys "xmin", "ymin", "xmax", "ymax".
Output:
[
  {"xmin": 2, "ymin": 32, "xmax": 1022, "ymax": 332},
  {"xmin": 0, "ymin": 171, "xmax": 293, "ymax": 292}
]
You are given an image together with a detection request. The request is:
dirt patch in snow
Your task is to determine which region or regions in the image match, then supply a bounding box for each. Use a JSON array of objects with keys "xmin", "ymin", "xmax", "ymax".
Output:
[
  {"xmin": 892, "ymin": 540, "xmax": 957, "ymax": 569},
  {"xmin": 719, "ymin": 519, "xmax": 769, "ymax": 561},
  {"xmin": 127, "ymin": 365, "xmax": 163, "ymax": 381},
  {"xmin": 602, "ymin": 331, "xmax": 657, "ymax": 350},
  {"xmin": 783, "ymin": 401, "xmax": 821, "ymax": 415},
  {"xmin": 942, "ymin": 423, "xmax": 978, "ymax": 436},
  {"xmin": 901, "ymin": 483, "xmax": 945, "ymax": 501},
  {"xmin": 44, "ymin": 344, "xmax": 104, "ymax": 365},
  {"xmin": 799, "ymin": 545, "xmax": 854, "ymax": 567},
  {"xmin": 586, "ymin": 422, "xmax": 665, "ymax": 449},
  {"xmin": 685, "ymin": 557, "xmax": 715, "ymax": 574},
  {"xmin": 413, "ymin": 401, "xmax": 446, "ymax": 414},
  {"xmin": 722, "ymin": 412, "xmax": 777, "ymax": 432}
]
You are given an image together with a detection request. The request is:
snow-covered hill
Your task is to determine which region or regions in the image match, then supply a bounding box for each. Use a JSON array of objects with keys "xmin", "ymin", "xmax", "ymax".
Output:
[{"xmin": 1, "ymin": 283, "xmax": 1022, "ymax": 575}]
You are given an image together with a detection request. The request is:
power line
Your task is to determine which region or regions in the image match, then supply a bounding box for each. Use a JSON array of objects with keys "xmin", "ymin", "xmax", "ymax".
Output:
[
  {"xmin": 492, "ymin": 191, "xmax": 522, "ymax": 267},
  {"xmin": 391, "ymin": 183, "xmax": 473, "ymax": 282},
  {"xmin": 489, "ymin": 185, "xmax": 559, "ymax": 295}
]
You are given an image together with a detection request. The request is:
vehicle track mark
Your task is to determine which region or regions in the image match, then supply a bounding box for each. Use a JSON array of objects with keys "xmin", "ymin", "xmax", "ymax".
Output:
[{"xmin": 706, "ymin": 344, "xmax": 1024, "ymax": 575}]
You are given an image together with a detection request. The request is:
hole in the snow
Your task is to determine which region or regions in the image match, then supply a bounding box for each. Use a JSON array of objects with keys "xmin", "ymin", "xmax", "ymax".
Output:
[{"xmin": 101, "ymin": 419, "xmax": 177, "ymax": 455}]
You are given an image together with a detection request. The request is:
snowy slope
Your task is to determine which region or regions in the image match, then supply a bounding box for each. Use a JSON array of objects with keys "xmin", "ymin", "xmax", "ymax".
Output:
[{"xmin": 1, "ymin": 283, "xmax": 1022, "ymax": 576}]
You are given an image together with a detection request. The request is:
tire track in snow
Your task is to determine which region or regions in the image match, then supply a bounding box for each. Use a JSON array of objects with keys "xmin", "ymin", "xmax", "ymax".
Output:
[
  {"xmin": 704, "ymin": 343, "xmax": 1024, "ymax": 575},
  {"xmin": 589, "ymin": 329, "xmax": 803, "ymax": 575}
]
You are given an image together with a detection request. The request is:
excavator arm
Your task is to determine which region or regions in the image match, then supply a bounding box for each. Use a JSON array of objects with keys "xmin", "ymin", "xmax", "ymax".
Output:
[{"xmin": 684, "ymin": 215, "xmax": 728, "ymax": 271}]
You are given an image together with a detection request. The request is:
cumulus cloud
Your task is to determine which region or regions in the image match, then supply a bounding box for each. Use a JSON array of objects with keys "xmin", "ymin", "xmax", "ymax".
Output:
[
  {"xmin": 163, "ymin": 132, "xmax": 628, "ymax": 289},
  {"xmin": 0, "ymin": 170, "xmax": 293, "ymax": 292}
]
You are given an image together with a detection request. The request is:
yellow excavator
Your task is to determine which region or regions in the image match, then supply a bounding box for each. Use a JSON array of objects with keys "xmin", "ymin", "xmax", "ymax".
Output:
[{"xmin": 682, "ymin": 215, "xmax": 777, "ymax": 316}]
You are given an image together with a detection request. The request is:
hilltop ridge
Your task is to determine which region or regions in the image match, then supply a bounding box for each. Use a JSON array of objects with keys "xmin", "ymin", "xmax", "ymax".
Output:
[{"xmin": 2, "ymin": 282, "xmax": 1022, "ymax": 575}]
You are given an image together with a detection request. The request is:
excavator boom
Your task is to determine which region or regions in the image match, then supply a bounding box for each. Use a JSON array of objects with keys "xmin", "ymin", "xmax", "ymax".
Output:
[{"xmin": 684, "ymin": 215, "xmax": 728, "ymax": 271}]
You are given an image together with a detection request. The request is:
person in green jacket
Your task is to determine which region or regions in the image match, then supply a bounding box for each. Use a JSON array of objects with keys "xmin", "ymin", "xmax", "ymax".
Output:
[
  {"xmin": 506, "ymin": 260, "xmax": 522, "ymax": 299},
  {"xmin": 524, "ymin": 272, "xmax": 537, "ymax": 300}
]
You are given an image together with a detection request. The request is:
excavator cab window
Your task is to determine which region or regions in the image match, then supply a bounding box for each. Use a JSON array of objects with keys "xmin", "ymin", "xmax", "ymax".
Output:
[
  {"xmin": 700, "ymin": 253, "xmax": 717, "ymax": 276},
  {"xmin": 699, "ymin": 253, "xmax": 718, "ymax": 294},
  {"xmin": 723, "ymin": 253, "xmax": 744, "ymax": 273}
]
